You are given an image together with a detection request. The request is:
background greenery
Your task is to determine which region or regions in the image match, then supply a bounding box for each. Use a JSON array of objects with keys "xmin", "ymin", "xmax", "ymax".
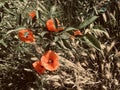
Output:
[{"xmin": 0, "ymin": 0, "xmax": 120, "ymax": 90}]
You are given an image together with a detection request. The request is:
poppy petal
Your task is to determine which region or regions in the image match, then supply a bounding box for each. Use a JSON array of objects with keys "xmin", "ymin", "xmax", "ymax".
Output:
[
  {"xmin": 46, "ymin": 19, "xmax": 56, "ymax": 32},
  {"xmin": 32, "ymin": 61, "xmax": 45, "ymax": 74},
  {"xmin": 74, "ymin": 30, "xmax": 82, "ymax": 36},
  {"xmin": 46, "ymin": 18, "xmax": 64, "ymax": 32},
  {"xmin": 29, "ymin": 11, "xmax": 36, "ymax": 19}
]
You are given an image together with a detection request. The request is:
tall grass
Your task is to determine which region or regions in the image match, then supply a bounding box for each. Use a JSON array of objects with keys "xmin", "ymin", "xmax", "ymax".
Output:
[{"xmin": 0, "ymin": 0, "xmax": 120, "ymax": 90}]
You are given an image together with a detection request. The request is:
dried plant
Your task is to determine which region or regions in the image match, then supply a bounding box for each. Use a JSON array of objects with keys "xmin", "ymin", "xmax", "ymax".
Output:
[{"xmin": 0, "ymin": 0, "xmax": 120, "ymax": 90}]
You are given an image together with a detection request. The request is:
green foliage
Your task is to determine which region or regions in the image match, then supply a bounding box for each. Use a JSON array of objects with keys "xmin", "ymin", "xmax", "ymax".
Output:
[
  {"xmin": 0, "ymin": 0, "xmax": 120, "ymax": 90},
  {"xmin": 64, "ymin": 27, "xmax": 78, "ymax": 32},
  {"xmin": 79, "ymin": 16, "xmax": 98, "ymax": 29},
  {"xmin": 82, "ymin": 33, "xmax": 101, "ymax": 51},
  {"xmin": 0, "ymin": 39, "xmax": 7, "ymax": 47}
]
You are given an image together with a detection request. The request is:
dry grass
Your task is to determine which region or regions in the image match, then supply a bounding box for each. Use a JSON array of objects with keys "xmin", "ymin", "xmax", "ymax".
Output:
[{"xmin": 0, "ymin": 0, "xmax": 120, "ymax": 90}]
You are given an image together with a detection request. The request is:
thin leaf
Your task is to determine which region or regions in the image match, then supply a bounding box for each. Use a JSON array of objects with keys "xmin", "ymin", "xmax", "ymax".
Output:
[
  {"xmin": 63, "ymin": 27, "xmax": 77, "ymax": 32},
  {"xmin": 38, "ymin": 2, "xmax": 49, "ymax": 15},
  {"xmin": 39, "ymin": 31, "xmax": 48, "ymax": 37},
  {"xmin": 6, "ymin": 27, "xmax": 26, "ymax": 35},
  {"xmin": 79, "ymin": 16, "xmax": 98, "ymax": 29},
  {"xmin": 62, "ymin": 39, "xmax": 72, "ymax": 49},
  {"xmin": 56, "ymin": 40, "xmax": 68, "ymax": 50},
  {"xmin": 50, "ymin": 5, "xmax": 56, "ymax": 16},
  {"xmin": 24, "ymin": 32, "xmax": 29, "ymax": 38},
  {"xmin": 60, "ymin": 32, "xmax": 71, "ymax": 39},
  {"xmin": 53, "ymin": 18, "xmax": 58, "ymax": 29},
  {"xmin": 16, "ymin": 13, "xmax": 22, "ymax": 25},
  {"xmin": 36, "ymin": 10, "xmax": 40, "ymax": 19},
  {"xmin": 54, "ymin": 36, "xmax": 59, "ymax": 42},
  {"xmin": 82, "ymin": 33, "xmax": 101, "ymax": 51},
  {"xmin": 0, "ymin": 39, "xmax": 7, "ymax": 47}
]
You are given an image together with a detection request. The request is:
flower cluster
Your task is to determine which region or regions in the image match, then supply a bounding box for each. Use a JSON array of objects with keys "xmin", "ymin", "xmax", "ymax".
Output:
[{"xmin": 17, "ymin": 13, "xmax": 83, "ymax": 74}]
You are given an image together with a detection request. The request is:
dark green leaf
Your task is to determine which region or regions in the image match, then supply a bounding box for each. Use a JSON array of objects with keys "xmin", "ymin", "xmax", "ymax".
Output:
[{"xmin": 82, "ymin": 33, "xmax": 101, "ymax": 51}]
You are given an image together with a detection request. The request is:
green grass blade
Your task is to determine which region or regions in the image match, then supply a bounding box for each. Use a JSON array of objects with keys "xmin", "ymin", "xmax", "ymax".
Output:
[{"xmin": 79, "ymin": 16, "xmax": 98, "ymax": 29}]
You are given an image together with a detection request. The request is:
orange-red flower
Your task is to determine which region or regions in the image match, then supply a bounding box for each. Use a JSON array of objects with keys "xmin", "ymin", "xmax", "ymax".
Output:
[
  {"xmin": 46, "ymin": 18, "xmax": 64, "ymax": 32},
  {"xmin": 74, "ymin": 30, "xmax": 82, "ymax": 36},
  {"xmin": 70, "ymin": 30, "xmax": 82, "ymax": 40},
  {"xmin": 18, "ymin": 29, "xmax": 35, "ymax": 43},
  {"xmin": 32, "ymin": 60, "xmax": 45, "ymax": 74},
  {"xmin": 41, "ymin": 50, "xmax": 59, "ymax": 71},
  {"xmin": 29, "ymin": 11, "xmax": 36, "ymax": 19}
]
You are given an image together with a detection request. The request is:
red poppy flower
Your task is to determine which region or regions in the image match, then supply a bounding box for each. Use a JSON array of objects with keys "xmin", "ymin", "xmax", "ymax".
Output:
[
  {"xmin": 18, "ymin": 29, "xmax": 35, "ymax": 43},
  {"xmin": 29, "ymin": 11, "xmax": 36, "ymax": 19},
  {"xmin": 32, "ymin": 60, "xmax": 45, "ymax": 74},
  {"xmin": 74, "ymin": 30, "xmax": 82, "ymax": 36},
  {"xmin": 46, "ymin": 18, "xmax": 64, "ymax": 32},
  {"xmin": 41, "ymin": 50, "xmax": 59, "ymax": 71}
]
